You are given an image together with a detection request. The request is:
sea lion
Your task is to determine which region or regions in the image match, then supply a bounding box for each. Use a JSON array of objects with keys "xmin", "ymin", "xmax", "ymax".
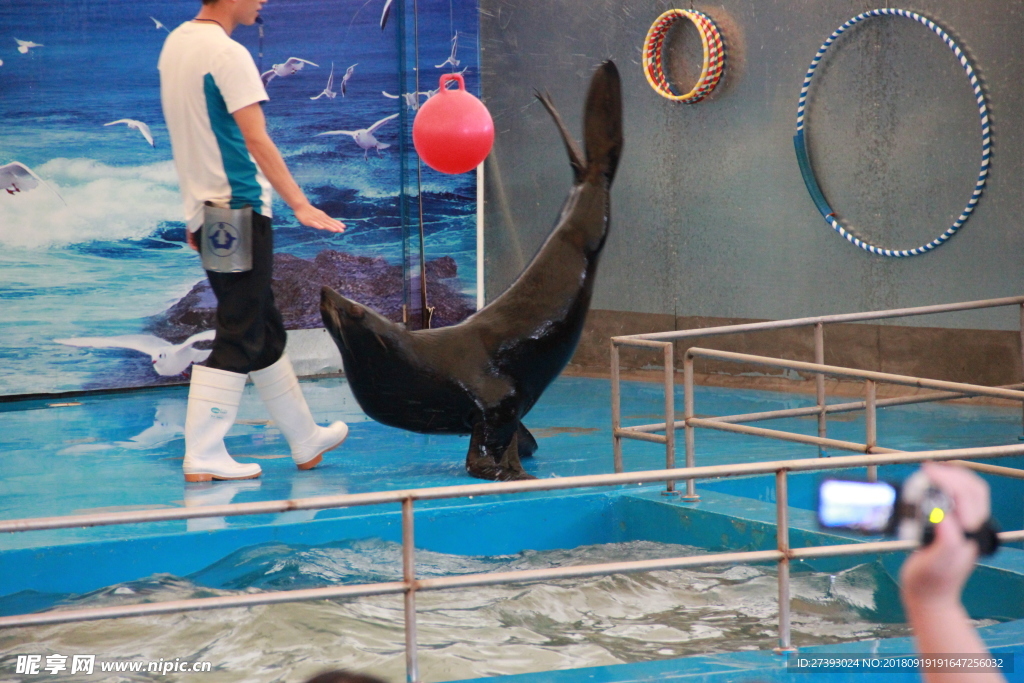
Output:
[{"xmin": 320, "ymin": 61, "xmax": 623, "ymax": 481}]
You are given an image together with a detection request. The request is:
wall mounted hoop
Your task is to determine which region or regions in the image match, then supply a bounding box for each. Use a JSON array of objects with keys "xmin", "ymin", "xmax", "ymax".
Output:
[
  {"xmin": 643, "ymin": 9, "xmax": 725, "ymax": 103},
  {"xmin": 794, "ymin": 8, "xmax": 991, "ymax": 258}
]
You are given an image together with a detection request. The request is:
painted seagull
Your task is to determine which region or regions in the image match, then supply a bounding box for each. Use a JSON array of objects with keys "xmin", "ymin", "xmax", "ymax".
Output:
[
  {"xmin": 149, "ymin": 16, "xmax": 170, "ymax": 32},
  {"xmin": 340, "ymin": 63, "xmax": 357, "ymax": 97},
  {"xmin": 55, "ymin": 330, "xmax": 217, "ymax": 376},
  {"xmin": 0, "ymin": 161, "xmax": 66, "ymax": 205},
  {"xmin": 311, "ymin": 62, "xmax": 338, "ymax": 100},
  {"xmin": 380, "ymin": 0, "xmax": 393, "ymax": 29},
  {"xmin": 261, "ymin": 57, "xmax": 318, "ymax": 86},
  {"xmin": 435, "ymin": 33, "xmax": 459, "ymax": 69},
  {"xmin": 15, "ymin": 38, "xmax": 43, "ymax": 54},
  {"xmin": 382, "ymin": 89, "xmax": 432, "ymax": 111},
  {"xmin": 384, "ymin": 68, "xmax": 465, "ymax": 109},
  {"xmin": 316, "ymin": 113, "xmax": 399, "ymax": 160},
  {"xmin": 104, "ymin": 119, "xmax": 155, "ymax": 147}
]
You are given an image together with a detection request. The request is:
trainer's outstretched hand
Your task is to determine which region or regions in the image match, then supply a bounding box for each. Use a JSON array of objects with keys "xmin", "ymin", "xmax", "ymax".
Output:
[{"xmin": 294, "ymin": 203, "xmax": 345, "ymax": 232}]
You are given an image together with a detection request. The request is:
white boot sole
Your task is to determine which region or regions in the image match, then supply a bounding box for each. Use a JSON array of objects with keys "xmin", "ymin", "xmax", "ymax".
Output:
[
  {"xmin": 294, "ymin": 423, "xmax": 349, "ymax": 470},
  {"xmin": 183, "ymin": 464, "xmax": 263, "ymax": 482}
]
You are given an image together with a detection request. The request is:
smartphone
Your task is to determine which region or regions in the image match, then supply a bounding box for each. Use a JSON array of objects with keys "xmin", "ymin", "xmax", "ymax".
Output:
[{"xmin": 817, "ymin": 479, "xmax": 899, "ymax": 534}]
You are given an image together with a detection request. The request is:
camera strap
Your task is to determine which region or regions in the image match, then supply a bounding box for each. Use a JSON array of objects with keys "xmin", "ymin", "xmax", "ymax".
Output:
[{"xmin": 965, "ymin": 519, "xmax": 1000, "ymax": 556}]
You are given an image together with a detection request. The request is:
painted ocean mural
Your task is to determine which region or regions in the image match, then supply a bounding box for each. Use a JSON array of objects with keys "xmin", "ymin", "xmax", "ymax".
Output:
[{"xmin": 0, "ymin": 0, "xmax": 479, "ymax": 396}]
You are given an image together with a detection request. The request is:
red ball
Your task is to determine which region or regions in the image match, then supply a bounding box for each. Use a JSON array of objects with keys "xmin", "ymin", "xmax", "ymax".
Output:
[{"xmin": 413, "ymin": 73, "xmax": 494, "ymax": 174}]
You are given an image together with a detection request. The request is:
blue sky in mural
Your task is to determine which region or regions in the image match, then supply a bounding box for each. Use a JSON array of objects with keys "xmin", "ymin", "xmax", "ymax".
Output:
[{"xmin": 0, "ymin": 0, "xmax": 479, "ymax": 395}]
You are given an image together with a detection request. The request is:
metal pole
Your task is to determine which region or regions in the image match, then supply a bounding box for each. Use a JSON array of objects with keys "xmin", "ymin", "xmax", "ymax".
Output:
[
  {"xmin": 624, "ymin": 381, "xmax": 1024, "ymax": 435},
  {"xmin": 815, "ymin": 323, "xmax": 826, "ymax": 456},
  {"xmin": 774, "ymin": 469, "xmax": 795, "ymax": 653},
  {"xmin": 687, "ymin": 348, "xmax": 1024, "ymax": 401},
  {"xmin": 611, "ymin": 341, "xmax": 623, "ymax": 473},
  {"xmin": 9, "ymin": 524, "xmax": 1024, "ymax": 631},
  {"xmin": 703, "ymin": 383, "xmax": 1024, "ymax": 426},
  {"xmin": 403, "ymin": 498, "xmax": 419, "ymax": 683},
  {"xmin": 687, "ymin": 417, "xmax": 899, "ymax": 454},
  {"xmin": 1019, "ymin": 304, "xmax": 1024, "ymax": 439},
  {"xmin": 621, "ymin": 295, "xmax": 1024, "ymax": 343},
  {"xmin": 665, "ymin": 342, "xmax": 677, "ymax": 495},
  {"xmin": 682, "ymin": 352, "xmax": 698, "ymax": 501},
  {"xmin": 4, "ymin": 444, "xmax": 1024, "ymax": 535},
  {"xmin": 865, "ymin": 380, "xmax": 877, "ymax": 482}
]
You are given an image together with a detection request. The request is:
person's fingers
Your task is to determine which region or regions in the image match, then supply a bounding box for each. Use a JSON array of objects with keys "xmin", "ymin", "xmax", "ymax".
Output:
[
  {"xmin": 921, "ymin": 463, "xmax": 989, "ymax": 531},
  {"xmin": 297, "ymin": 205, "xmax": 345, "ymax": 232},
  {"xmin": 315, "ymin": 220, "xmax": 345, "ymax": 232},
  {"xmin": 900, "ymin": 517, "xmax": 979, "ymax": 601}
]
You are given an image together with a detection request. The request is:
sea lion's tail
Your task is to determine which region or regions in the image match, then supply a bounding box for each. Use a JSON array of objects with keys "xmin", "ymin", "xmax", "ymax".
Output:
[{"xmin": 535, "ymin": 61, "xmax": 623, "ymax": 186}]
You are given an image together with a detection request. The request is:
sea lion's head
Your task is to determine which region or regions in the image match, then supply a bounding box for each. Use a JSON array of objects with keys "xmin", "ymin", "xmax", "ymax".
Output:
[{"xmin": 320, "ymin": 286, "xmax": 403, "ymax": 355}]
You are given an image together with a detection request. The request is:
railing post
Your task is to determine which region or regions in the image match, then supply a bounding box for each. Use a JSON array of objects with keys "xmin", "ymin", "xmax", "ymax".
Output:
[
  {"xmin": 611, "ymin": 341, "xmax": 623, "ymax": 473},
  {"xmin": 402, "ymin": 497, "xmax": 419, "ymax": 683},
  {"xmin": 664, "ymin": 342, "xmax": 677, "ymax": 495},
  {"xmin": 774, "ymin": 469, "xmax": 795, "ymax": 653},
  {"xmin": 1019, "ymin": 304, "xmax": 1024, "ymax": 440},
  {"xmin": 815, "ymin": 323, "xmax": 827, "ymax": 456},
  {"xmin": 865, "ymin": 380, "xmax": 877, "ymax": 482},
  {"xmin": 682, "ymin": 351, "xmax": 699, "ymax": 502}
]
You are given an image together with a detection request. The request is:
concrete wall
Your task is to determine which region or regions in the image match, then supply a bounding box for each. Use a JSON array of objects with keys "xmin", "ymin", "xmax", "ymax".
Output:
[{"xmin": 479, "ymin": 0, "xmax": 1024, "ymax": 337}]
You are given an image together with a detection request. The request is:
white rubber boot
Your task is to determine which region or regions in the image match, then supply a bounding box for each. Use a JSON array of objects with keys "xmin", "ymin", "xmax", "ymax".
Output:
[
  {"xmin": 250, "ymin": 354, "xmax": 348, "ymax": 470},
  {"xmin": 183, "ymin": 365, "xmax": 262, "ymax": 482}
]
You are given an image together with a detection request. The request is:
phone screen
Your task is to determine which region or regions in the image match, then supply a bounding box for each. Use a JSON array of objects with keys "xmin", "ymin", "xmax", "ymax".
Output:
[{"xmin": 818, "ymin": 479, "xmax": 898, "ymax": 534}]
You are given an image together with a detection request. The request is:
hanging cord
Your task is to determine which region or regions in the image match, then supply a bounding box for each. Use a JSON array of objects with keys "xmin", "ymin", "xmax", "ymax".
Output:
[
  {"xmin": 642, "ymin": 9, "xmax": 725, "ymax": 103},
  {"xmin": 412, "ymin": 0, "xmax": 433, "ymax": 329},
  {"xmin": 793, "ymin": 8, "xmax": 991, "ymax": 257}
]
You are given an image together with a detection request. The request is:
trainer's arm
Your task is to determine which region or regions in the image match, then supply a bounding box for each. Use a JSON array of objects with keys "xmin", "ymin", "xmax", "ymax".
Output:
[{"xmin": 233, "ymin": 102, "xmax": 344, "ymax": 232}]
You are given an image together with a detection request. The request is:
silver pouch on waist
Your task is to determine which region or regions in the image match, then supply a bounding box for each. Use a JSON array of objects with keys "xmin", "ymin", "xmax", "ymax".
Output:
[{"xmin": 201, "ymin": 202, "xmax": 253, "ymax": 273}]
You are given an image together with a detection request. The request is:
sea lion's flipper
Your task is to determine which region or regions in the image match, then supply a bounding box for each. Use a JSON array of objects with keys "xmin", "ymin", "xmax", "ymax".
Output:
[
  {"xmin": 535, "ymin": 89, "xmax": 586, "ymax": 183},
  {"xmin": 534, "ymin": 62, "xmax": 622, "ymax": 186},
  {"xmin": 466, "ymin": 421, "xmax": 537, "ymax": 481},
  {"xmin": 496, "ymin": 431, "xmax": 536, "ymax": 480},
  {"xmin": 517, "ymin": 422, "xmax": 537, "ymax": 459},
  {"xmin": 582, "ymin": 61, "xmax": 623, "ymax": 184}
]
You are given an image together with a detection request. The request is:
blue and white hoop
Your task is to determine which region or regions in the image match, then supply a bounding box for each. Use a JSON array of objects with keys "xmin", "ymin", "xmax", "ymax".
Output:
[{"xmin": 794, "ymin": 9, "xmax": 991, "ymax": 258}]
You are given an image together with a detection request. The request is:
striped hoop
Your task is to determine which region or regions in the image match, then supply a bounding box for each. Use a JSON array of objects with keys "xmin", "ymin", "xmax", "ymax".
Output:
[
  {"xmin": 643, "ymin": 9, "xmax": 726, "ymax": 103},
  {"xmin": 794, "ymin": 9, "xmax": 991, "ymax": 258}
]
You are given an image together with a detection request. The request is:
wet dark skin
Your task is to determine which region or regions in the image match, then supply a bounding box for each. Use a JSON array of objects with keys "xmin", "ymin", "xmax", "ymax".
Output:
[{"xmin": 320, "ymin": 62, "xmax": 623, "ymax": 481}]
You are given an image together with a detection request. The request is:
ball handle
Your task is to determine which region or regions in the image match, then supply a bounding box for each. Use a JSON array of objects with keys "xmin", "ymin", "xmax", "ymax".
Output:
[{"xmin": 439, "ymin": 73, "xmax": 465, "ymax": 92}]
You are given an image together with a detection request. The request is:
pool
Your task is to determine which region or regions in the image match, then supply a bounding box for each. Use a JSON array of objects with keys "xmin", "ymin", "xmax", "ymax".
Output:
[{"xmin": 2, "ymin": 375, "xmax": 1023, "ymax": 681}]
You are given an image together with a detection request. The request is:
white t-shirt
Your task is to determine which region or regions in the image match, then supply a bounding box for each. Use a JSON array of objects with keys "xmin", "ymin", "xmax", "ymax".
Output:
[{"xmin": 158, "ymin": 22, "xmax": 273, "ymax": 232}]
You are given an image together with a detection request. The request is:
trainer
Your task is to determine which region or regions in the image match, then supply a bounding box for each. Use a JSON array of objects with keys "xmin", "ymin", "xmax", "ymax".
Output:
[{"xmin": 159, "ymin": 0, "xmax": 348, "ymax": 482}]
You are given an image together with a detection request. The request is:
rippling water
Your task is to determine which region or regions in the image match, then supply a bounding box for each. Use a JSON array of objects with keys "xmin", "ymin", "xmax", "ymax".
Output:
[{"xmin": 0, "ymin": 539, "xmax": 999, "ymax": 682}]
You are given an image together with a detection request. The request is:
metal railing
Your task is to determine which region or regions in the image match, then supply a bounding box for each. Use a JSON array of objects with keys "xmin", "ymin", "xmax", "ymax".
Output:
[
  {"xmin": 5, "ymin": 297, "xmax": 1024, "ymax": 682},
  {"xmin": 4, "ymin": 444, "xmax": 1024, "ymax": 681},
  {"xmin": 611, "ymin": 295, "xmax": 1024, "ymax": 485}
]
